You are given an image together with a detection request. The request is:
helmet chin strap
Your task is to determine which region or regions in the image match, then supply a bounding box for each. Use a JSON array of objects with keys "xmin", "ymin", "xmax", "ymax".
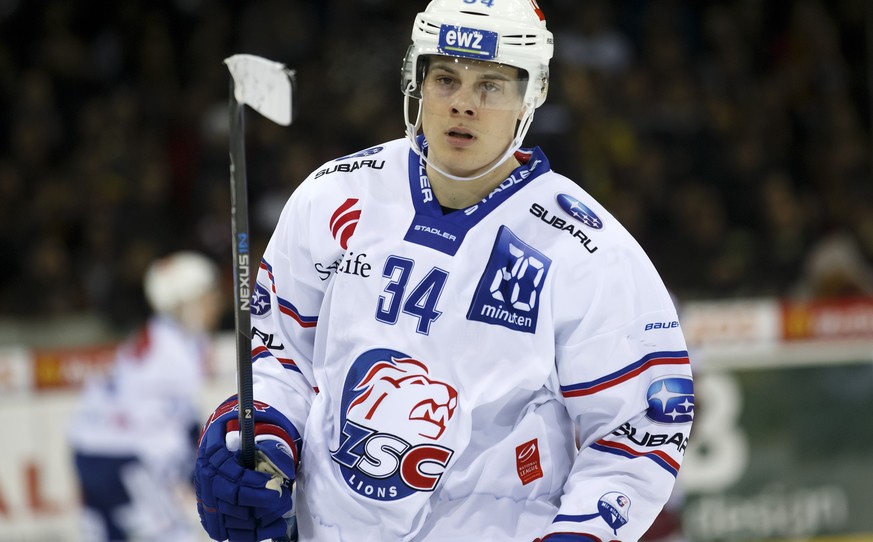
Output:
[{"xmin": 404, "ymin": 93, "xmax": 536, "ymax": 183}]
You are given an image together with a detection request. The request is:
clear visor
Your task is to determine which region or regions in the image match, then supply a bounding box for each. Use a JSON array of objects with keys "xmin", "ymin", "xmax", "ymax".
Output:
[{"xmin": 419, "ymin": 55, "xmax": 528, "ymax": 111}]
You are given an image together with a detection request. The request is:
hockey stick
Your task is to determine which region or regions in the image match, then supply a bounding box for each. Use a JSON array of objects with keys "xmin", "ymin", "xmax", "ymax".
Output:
[{"xmin": 225, "ymin": 53, "xmax": 297, "ymax": 541}]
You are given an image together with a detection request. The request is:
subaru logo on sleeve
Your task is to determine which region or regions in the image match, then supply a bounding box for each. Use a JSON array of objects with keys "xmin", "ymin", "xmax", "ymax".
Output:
[
  {"xmin": 646, "ymin": 376, "xmax": 694, "ymax": 424},
  {"xmin": 557, "ymin": 194, "xmax": 603, "ymax": 230},
  {"xmin": 438, "ymin": 25, "xmax": 499, "ymax": 60}
]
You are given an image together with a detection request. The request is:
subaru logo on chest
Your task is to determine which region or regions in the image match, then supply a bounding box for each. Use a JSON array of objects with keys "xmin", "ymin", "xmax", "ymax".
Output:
[{"xmin": 438, "ymin": 25, "xmax": 499, "ymax": 60}]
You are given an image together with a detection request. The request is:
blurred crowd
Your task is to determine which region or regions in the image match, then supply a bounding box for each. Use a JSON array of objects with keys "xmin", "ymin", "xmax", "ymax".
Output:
[{"xmin": 1, "ymin": 0, "xmax": 872, "ymax": 335}]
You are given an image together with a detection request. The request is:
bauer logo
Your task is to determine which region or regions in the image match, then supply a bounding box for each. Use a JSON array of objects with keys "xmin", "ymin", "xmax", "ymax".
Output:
[
  {"xmin": 646, "ymin": 376, "xmax": 694, "ymax": 424},
  {"xmin": 557, "ymin": 193, "xmax": 603, "ymax": 230},
  {"xmin": 330, "ymin": 348, "xmax": 458, "ymax": 501},
  {"xmin": 438, "ymin": 25, "xmax": 499, "ymax": 60},
  {"xmin": 467, "ymin": 226, "xmax": 550, "ymax": 333}
]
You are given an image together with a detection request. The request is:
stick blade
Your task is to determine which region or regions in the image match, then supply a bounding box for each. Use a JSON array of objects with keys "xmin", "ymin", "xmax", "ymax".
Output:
[{"xmin": 225, "ymin": 54, "xmax": 296, "ymax": 126}]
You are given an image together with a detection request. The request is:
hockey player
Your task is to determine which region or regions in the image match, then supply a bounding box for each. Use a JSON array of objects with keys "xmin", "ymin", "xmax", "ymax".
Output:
[
  {"xmin": 194, "ymin": 1, "xmax": 694, "ymax": 541},
  {"xmin": 68, "ymin": 251, "xmax": 223, "ymax": 541}
]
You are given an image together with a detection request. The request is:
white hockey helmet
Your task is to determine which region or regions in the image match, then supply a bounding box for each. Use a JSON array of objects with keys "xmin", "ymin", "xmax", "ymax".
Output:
[
  {"xmin": 403, "ymin": 0, "xmax": 553, "ymax": 109},
  {"xmin": 401, "ymin": 0, "xmax": 554, "ymax": 179},
  {"xmin": 143, "ymin": 251, "xmax": 220, "ymax": 316}
]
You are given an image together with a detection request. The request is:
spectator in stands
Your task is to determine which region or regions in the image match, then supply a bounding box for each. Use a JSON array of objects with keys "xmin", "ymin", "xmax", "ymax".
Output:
[
  {"xmin": 793, "ymin": 231, "xmax": 873, "ymax": 299},
  {"xmin": 0, "ymin": 0, "xmax": 871, "ymax": 326}
]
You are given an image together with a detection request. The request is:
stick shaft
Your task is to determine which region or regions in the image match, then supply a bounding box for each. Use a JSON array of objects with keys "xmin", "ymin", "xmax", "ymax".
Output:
[
  {"xmin": 228, "ymin": 78, "xmax": 256, "ymax": 470},
  {"xmin": 225, "ymin": 56, "xmax": 297, "ymax": 541}
]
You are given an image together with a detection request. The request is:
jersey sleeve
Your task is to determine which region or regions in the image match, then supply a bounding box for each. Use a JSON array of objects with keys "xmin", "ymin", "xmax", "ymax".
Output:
[
  {"xmin": 248, "ymin": 184, "xmax": 324, "ymax": 451},
  {"xmin": 547, "ymin": 245, "xmax": 693, "ymax": 542}
]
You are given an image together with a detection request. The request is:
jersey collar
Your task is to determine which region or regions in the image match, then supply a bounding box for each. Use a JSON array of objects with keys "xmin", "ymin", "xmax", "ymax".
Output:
[{"xmin": 404, "ymin": 135, "xmax": 550, "ymax": 256}]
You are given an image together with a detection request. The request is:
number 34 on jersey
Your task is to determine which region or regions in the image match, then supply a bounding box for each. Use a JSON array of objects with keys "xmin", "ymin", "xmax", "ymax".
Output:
[{"xmin": 375, "ymin": 226, "xmax": 551, "ymax": 336}]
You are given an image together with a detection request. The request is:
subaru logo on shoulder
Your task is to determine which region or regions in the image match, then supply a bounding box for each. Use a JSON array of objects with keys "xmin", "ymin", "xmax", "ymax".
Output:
[
  {"xmin": 646, "ymin": 376, "xmax": 694, "ymax": 424},
  {"xmin": 556, "ymin": 194, "xmax": 603, "ymax": 230},
  {"xmin": 337, "ymin": 146, "xmax": 384, "ymax": 161}
]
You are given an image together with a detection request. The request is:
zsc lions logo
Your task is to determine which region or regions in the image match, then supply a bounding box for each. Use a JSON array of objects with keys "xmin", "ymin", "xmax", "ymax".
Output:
[
  {"xmin": 557, "ymin": 193, "xmax": 603, "ymax": 230},
  {"xmin": 646, "ymin": 376, "xmax": 695, "ymax": 424},
  {"xmin": 330, "ymin": 348, "xmax": 458, "ymax": 501}
]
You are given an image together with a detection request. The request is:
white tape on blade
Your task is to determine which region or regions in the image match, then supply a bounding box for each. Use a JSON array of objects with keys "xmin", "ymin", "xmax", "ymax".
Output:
[{"xmin": 224, "ymin": 54, "xmax": 293, "ymax": 126}]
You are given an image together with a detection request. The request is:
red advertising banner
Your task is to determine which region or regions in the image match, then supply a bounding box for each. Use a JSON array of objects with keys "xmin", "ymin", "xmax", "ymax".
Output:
[
  {"xmin": 781, "ymin": 297, "xmax": 873, "ymax": 341},
  {"xmin": 31, "ymin": 343, "xmax": 117, "ymax": 391}
]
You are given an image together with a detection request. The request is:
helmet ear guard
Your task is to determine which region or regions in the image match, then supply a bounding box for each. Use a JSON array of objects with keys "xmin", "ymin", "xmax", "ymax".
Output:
[{"xmin": 401, "ymin": 45, "xmax": 427, "ymax": 101}]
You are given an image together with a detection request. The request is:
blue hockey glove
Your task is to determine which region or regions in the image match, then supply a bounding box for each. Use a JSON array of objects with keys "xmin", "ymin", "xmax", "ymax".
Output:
[{"xmin": 195, "ymin": 396, "xmax": 301, "ymax": 542}]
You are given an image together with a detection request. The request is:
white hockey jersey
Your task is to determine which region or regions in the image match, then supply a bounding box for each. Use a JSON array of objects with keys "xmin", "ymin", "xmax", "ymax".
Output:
[
  {"xmin": 250, "ymin": 138, "xmax": 693, "ymax": 542},
  {"xmin": 67, "ymin": 316, "xmax": 208, "ymax": 481}
]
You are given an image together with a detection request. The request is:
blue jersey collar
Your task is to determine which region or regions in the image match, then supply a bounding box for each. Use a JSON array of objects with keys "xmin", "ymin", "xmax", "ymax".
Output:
[{"xmin": 404, "ymin": 135, "xmax": 550, "ymax": 256}]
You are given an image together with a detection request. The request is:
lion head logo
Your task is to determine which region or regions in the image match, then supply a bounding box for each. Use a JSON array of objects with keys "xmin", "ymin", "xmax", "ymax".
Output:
[{"xmin": 344, "ymin": 353, "xmax": 458, "ymax": 442}]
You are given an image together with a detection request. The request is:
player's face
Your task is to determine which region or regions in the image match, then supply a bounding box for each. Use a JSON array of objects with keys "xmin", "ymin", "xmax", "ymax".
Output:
[
  {"xmin": 178, "ymin": 289, "xmax": 224, "ymax": 334},
  {"xmin": 420, "ymin": 57, "xmax": 526, "ymax": 178}
]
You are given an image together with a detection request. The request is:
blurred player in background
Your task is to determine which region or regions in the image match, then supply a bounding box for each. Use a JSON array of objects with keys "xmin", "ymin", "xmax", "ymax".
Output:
[
  {"xmin": 68, "ymin": 251, "xmax": 223, "ymax": 542},
  {"xmin": 194, "ymin": 1, "xmax": 694, "ymax": 541}
]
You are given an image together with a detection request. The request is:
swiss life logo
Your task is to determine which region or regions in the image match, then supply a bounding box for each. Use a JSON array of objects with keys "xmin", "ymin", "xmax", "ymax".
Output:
[
  {"xmin": 438, "ymin": 24, "xmax": 499, "ymax": 60},
  {"xmin": 329, "ymin": 198, "xmax": 360, "ymax": 250}
]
